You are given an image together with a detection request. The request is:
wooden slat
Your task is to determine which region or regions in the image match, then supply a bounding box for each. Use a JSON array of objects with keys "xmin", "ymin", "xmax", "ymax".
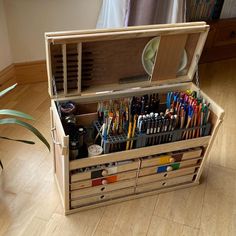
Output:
[
  {"xmin": 45, "ymin": 22, "xmax": 207, "ymax": 37},
  {"xmin": 54, "ymin": 81, "xmax": 191, "ymax": 103},
  {"xmin": 51, "ymin": 101, "xmax": 69, "ymax": 155},
  {"xmin": 151, "ymin": 34, "xmax": 188, "ymax": 81},
  {"xmin": 77, "ymin": 43, "xmax": 82, "ymax": 94},
  {"xmin": 47, "ymin": 25, "xmax": 209, "ymax": 44},
  {"xmin": 54, "ymin": 142, "xmax": 65, "ymax": 206},
  {"xmin": 62, "ymin": 44, "xmax": 67, "ymax": 95}
]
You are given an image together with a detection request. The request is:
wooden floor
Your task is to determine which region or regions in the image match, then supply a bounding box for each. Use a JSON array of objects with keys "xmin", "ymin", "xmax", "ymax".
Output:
[{"xmin": 0, "ymin": 58, "xmax": 235, "ymax": 236}]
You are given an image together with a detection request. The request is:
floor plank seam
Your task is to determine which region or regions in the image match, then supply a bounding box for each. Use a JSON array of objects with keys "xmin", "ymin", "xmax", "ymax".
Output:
[
  {"xmin": 91, "ymin": 207, "xmax": 106, "ymax": 236},
  {"xmin": 145, "ymin": 195, "xmax": 159, "ymax": 235}
]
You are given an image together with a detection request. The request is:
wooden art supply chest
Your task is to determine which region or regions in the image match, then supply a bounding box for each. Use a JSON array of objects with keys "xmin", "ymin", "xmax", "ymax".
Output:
[{"xmin": 45, "ymin": 22, "xmax": 224, "ymax": 215}]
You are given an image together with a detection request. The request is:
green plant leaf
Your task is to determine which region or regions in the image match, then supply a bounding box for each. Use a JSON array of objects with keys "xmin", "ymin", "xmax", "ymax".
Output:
[
  {"xmin": 0, "ymin": 136, "xmax": 35, "ymax": 144},
  {"xmin": 0, "ymin": 83, "xmax": 17, "ymax": 97},
  {"xmin": 0, "ymin": 109, "xmax": 34, "ymax": 120},
  {"xmin": 0, "ymin": 118, "xmax": 50, "ymax": 151}
]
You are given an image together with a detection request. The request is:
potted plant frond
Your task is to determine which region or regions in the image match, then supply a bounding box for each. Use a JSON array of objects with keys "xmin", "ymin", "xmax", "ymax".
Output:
[{"xmin": 0, "ymin": 84, "xmax": 50, "ymax": 169}]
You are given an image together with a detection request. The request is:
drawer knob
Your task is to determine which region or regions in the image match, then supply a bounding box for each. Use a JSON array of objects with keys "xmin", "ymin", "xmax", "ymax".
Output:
[
  {"xmin": 102, "ymin": 169, "xmax": 108, "ymax": 176},
  {"xmin": 169, "ymin": 157, "xmax": 175, "ymax": 163},
  {"xmin": 102, "ymin": 179, "xmax": 108, "ymax": 185},
  {"xmin": 100, "ymin": 195, "xmax": 105, "ymax": 199},
  {"xmin": 166, "ymin": 166, "xmax": 173, "ymax": 172},
  {"xmin": 230, "ymin": 31, "xmax": 236, "ymax": 38},
  {"xmin": 162, "ymin": 182, "xmax": 167, "ymax": 186},
  {"xmin": 100, "ymin": 187, "xmax": 106, "ymax": 191}
]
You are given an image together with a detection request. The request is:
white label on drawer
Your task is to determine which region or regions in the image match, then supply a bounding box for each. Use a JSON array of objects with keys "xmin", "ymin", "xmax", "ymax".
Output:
[{"xmin": 107, "ymin": 167, "xmax": 118, "ymax": 175}]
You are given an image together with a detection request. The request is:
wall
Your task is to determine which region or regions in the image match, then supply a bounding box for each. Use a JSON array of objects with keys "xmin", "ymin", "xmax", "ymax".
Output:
[
  {"xmin": 0, "ymin": 0, "xmax": 12, "ymax": 71},
  {"xmin": 220, "ymin": 0, "xmax": 236, "ymax": 19},
  {"xmin": 4, "ymin": 0, "xmax": 102, "ymax": 63}
]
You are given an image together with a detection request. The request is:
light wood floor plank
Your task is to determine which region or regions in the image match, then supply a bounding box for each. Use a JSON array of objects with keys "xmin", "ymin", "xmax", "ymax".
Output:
[{"xmin": 147, "ymin": 216, "xmax": 199, "ymax": 236}]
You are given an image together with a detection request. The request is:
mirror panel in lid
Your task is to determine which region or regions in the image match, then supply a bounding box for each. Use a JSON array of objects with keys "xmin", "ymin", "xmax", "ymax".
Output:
[{"xmin": 45, "ymin": 22, "xmax": 209, "ymax": 98}]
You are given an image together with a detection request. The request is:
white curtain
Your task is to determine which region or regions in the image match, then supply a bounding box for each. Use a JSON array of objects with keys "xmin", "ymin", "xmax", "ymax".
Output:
[
  {"xmin": 96, "ymin": 0, "xmax": 130, "ymax": 28},
  {"xmin": 96, "ymin": 0, "xmax": 186, "ymax": 28}
]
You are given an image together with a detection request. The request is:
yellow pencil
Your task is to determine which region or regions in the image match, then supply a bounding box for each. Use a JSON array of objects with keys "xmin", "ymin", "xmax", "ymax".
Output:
[
  {"xmin": 130, "ymin": 115, "xmax": 137, "ymax": 149},
  {"xmin": 126, "ymin": 121, "xmax": 132, "ymax": 150}
]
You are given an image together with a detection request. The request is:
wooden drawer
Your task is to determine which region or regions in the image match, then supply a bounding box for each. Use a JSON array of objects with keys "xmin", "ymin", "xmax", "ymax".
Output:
[
  {"xmin": 136, "ymin": 174, "xmax": 195, "ymax": 193},
  {"xmin": 215, "ymin": 22, "xmax": 236, "ymax": 46},
  {"xmin": 137, "ymin": 166, "xmax": 198, "ymax": 185},
  {"xmin": 71, "ymin": 187, "xmax": 134, "ymax": 208},
  {"xmin": 141, "ymin": 148, "xmax": 202, "ymax": 168},
  {"xmin": 70, "ymin": 170, "xmax": 137, "ymax": 190},
  {"xmin": 71, "ymin": 160, "xmax": 139, "ymax": 182},
  {"xmin": 70, "ymin": 178, "xmax": 135, "ymax": 199},
  {"xmin": 139, "ymin": 158, "xmax": 201, "ymax": 177}
]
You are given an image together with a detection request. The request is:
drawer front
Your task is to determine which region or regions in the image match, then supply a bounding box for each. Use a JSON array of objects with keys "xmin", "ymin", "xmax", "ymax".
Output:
[
  {"xmin": 141, "ymin": 148, "xmax": 202, "ymax": 168},
  {"xmin": 70, "ymin": 171, "xmax": 137, "ymax": 190},
  {"xmin": 71, "ymin": 178, "xmax": 135, "ymax": 199},
  {"xmin": 136, "ymin": 174, "xmax": 195, "ymax": 193},
  {"xmin": 71, "ymin": 187, "xmax": 134, "ymax": 208},
  {"xmin": 137, "ymin": 166, "xmax": 198, "ymax": 185},
  {"xmin": 215, "ymin": 23, "xmax": 236, "ymax": 46},
  {"xmin": 139, "ymin": 158, "xmax": 201, "ymax": 177},
  {"xmin": 71, "ymin": 160, "xmax": 139, "ymax": 182}
]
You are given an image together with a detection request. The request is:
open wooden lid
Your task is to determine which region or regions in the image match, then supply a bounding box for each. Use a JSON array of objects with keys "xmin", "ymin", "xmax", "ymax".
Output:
[{"xmin": 45, "ymin": 22, "xmax": 209, "ymax": 99}]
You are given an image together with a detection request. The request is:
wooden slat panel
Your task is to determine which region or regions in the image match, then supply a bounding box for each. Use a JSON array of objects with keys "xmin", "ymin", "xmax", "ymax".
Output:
[{"xmin": 152, "ymin": 34, "xmax": 188, "ymax": 81}]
